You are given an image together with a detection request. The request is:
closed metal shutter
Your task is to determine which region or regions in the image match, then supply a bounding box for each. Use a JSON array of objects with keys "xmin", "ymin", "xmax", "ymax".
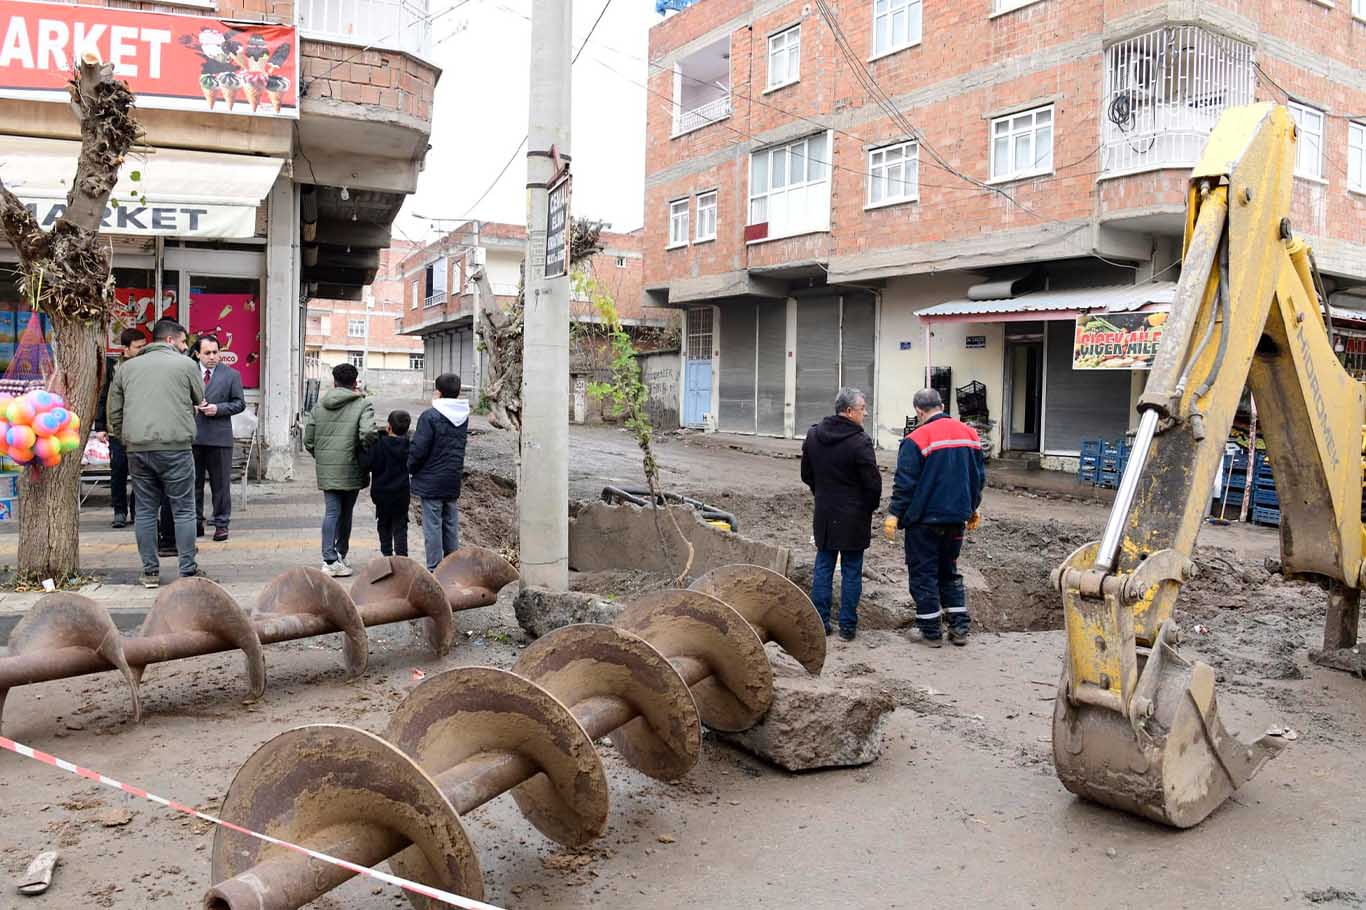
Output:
[
  {"xmin": 459, "ymin": 328, "xmax": 475, "ymax": 393},
  {"xmin": 795, "ymin": 296, "xmax": 839, "ymax": 432},
  {"xmin": 756, "ymin": 301, "xmax": 786, "ymax": 435},
  {"xmin": 1044, "ymin": 320, "xmax": 1131, "ymax": 452},
  {"xmin": 718, "ymin": 303, "xmax": 757, "ymax": 433},
  {"xmin": 840, "ymin": 293, "xmax": 876, "ymax": 426}
]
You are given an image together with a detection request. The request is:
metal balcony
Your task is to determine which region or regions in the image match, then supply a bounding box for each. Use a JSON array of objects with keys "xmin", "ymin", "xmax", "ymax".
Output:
[
  {"xmin": 674, "ymin": 95, "xmax": 733, "ymax": 137},
  {"xmin": 298, "ymin": 0, "xmax": 433, "ymax": 63}
]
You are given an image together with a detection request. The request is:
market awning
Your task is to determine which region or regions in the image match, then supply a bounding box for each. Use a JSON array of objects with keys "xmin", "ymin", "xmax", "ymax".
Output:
[
  {"xmin": 916, "ymin": 281, "xmax": 1178, "ymax": 323},
  {"xmin": 0, "ymin": 136, "xmax": 284, "ymax": 239}
]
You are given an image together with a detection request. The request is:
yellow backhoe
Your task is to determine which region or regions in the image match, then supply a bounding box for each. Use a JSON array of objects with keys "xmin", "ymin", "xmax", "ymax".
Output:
[{"xmin": 1051, "ymin": 102, "xmax": 1364, "ymax": 828}]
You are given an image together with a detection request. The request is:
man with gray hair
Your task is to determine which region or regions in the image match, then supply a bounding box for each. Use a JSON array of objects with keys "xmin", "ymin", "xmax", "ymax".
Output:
[
  {"xmin": 886, "ymin": 388, "xmax": 986, "ymax": 646},
  {"xmin": 800, "ymin": 387, "xmax": 882, "ymax": 641}
]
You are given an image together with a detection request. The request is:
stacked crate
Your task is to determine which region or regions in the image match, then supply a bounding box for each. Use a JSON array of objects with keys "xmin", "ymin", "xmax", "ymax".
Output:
[
  {"xmin": 1077, "ymin": 440, "xmax": 1102, "ymax": 484},
  {"xmin": 1251, "ymin": 456, "xmax": 1280, "ymax": 526}
]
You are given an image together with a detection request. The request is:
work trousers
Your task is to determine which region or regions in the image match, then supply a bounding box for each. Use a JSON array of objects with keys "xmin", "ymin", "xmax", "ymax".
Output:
[
  {"xmin": 194, "ymin": 444, "xmax": 234, "ymax": 530},
  {"xmin": 905, "ymin": 523, "xmax": 968, "ymax": 640}
]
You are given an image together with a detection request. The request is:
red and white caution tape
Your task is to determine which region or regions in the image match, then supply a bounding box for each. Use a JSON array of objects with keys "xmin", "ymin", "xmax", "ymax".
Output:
[{"xmin": 0, "ymin": 735, "xmax": 505, "ymax": 910}]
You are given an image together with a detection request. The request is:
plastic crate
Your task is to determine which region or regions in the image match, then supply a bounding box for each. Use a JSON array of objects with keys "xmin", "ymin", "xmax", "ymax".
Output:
[
  {"xmin": 1252, "ymin": 505, "xmax": 1281, "ymax": 527},
  {"xmin": 956, "ymin": 381, "xmax": 989, "ymax": 420},
  {"xmin": 1097, "ymin": 471, "xmax": 1121, "ymax": 489},
  {"xmin": 1080, "ymin": 440, "xmax": 1103, "ymax": 458}
]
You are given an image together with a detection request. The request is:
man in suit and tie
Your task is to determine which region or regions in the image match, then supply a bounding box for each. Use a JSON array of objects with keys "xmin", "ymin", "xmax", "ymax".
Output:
[{"xmin": 192, "ymin": 334, "xmax": 246, "ymax": 541}]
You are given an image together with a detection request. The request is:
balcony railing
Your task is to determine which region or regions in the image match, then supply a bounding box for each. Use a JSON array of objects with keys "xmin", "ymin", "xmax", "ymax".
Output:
[
  {"xmin": 298, "ymin": 0, "xmax": 433, "ymax": 63},
  {"xmin": 424, "ymin": 291, "xmax": 446, "ymax": 308},
  {"xmin": 673, "ymin": 95, "xmax": 733, "ymax": 137},
  {"xmin": 1100, "ymin": 26, "xmax": 1254, "ymax": 178}
]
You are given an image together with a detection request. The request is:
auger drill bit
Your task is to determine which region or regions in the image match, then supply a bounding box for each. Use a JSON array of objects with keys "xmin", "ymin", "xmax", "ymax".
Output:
[
  {"xmin": 205, "ymin": 565, "xmax": 827, "ymax": 910},
  {"xmin": 0, "ymin": 548, "xmax": 519, "ymax": 732}
]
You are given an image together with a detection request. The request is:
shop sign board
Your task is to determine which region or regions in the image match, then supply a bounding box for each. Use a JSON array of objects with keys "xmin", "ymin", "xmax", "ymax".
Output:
[
  {"xmin": 1073, "ymin": 311, "xmax": 1168, "ymax": 370},
  {"xmin": 0, "ymin": 0, "xmax": 299, "ymax": 119},
  {"xmin": 20, "ymin": 199, "xmax": 255, "ymax": 238},
  {"xmin": 965, "ymin": 335, "xmax": 986, "ymax": 349}
]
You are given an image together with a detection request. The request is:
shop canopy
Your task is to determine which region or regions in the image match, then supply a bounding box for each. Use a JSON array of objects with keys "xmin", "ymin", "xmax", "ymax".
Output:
[
  {"xmin": 916, "ymin": 282, "xmax": 1178, "ymax": 323},
  {"xmin": 0, "ymin": 136, "xmax": 283, "ymax": 239}
]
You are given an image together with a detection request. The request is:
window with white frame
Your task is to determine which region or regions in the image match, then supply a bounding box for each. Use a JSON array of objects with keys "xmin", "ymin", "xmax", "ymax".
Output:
[
  {"xmin": 872, "ymin": 0, "xmax": 922, "ymax": 58},
  {"xmin": 748, "ymin": 132, "xmax": 832, "ymax": 240},
  {"xmin": 668, "ymin": 199, "xmax": 690, "ymax": 248},
  {"xmin": 347, "ymin": 350, "xmax": 365, "ymax": 369},
  {"xmin": 767, "ymin": 25, "xmax": 800, "ymax": 90},
  {"xmin": 1288, "ymin": 101, "xmax": 1325, "ymax": 180},
  {"xmin": 1350, "ymin": 122, "xmax": 1366, "ymax": 193},
  {"xmin": 615, "ymin": 256, "xmax": 627, "ymax": 268},
  {"xmin": 867, "ymin": 141, "xmax": 919, "ymax": 207},
  {"xmin": 993, "ymin": 0, "xmax": 1043, "ymax": 13},
  {"xmin": 409, "ymin": 353, "xmax": 424, "ymax": 371},
  {"xmin": 695, "ymin": 191, "xmax": 718, "ymax": 241},
  {"xmin": 990, "ymin": 105, "xmax": 1054, "ymax": 181},
  {"xmin": 1356, "ymin": 0, "xmax": 1366, "ymax": 20},
  {"xmin": 347, "ymin": 318, "xmax": 366, "ymax": 338}
]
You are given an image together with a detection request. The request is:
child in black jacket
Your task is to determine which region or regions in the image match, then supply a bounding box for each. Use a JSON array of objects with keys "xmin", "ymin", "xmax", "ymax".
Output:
[{"xmin": 361, "ymin": 410, "xmax": 412, "ymax": 557}]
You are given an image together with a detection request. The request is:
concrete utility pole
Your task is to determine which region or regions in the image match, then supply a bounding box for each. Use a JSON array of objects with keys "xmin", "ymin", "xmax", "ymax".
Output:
[{"xmin": 519, "ymin": 0, "xmax": 572, "ymax": 591}]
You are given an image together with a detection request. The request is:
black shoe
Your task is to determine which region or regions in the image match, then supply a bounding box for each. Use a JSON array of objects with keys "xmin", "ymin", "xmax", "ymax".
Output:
[
  {"xmin": 948, "ymin": 628, "xmax": 969, "ymax": 647},
  {"xmin": 196, "ymin": 522, "xmax": 206, "ymax": 538},
  {"xmin": 909, "ymin": 628, "xmax": 943, "ymax": 648},
  {"xmin": 139, "ymin": 572, "xmax": 159, "ymax": 589},
  {"xmin": 213, "ymin": 527, "xmax": 229, "ymax": 542},
  {"xmin": 823, "ymin": 622, "xmax": 834, "ymax": 637},
  {"xmin": 838, "ymin": 628, "xmax": 856, "ymax": 642},
  {"xmin": 112, "ymin": 515, "xmax": 127, "ymax": 529}
]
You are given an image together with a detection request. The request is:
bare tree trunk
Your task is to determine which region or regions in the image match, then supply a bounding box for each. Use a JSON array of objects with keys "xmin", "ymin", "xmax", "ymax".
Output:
[{"xmin": 0, "ymin": 58, "xmax": 138, "ymax": 582}]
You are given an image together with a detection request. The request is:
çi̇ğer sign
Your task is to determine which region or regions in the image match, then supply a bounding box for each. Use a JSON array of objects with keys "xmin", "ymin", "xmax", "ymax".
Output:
[
  {"xmin": 1072, "ymin": 312, "xmax": 1169, "ymax": 370},
  {"xmin": 0, "ymin": 0, "xmax": 298, "ymax": 118}
]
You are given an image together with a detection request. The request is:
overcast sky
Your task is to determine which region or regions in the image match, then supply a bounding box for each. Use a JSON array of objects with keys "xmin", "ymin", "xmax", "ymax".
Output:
[{"xmin": 392, "ymin": 0, "xmax": 665, "ymax": 245}]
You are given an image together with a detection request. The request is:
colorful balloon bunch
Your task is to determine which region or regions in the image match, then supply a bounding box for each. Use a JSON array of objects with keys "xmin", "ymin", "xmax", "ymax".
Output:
[{"xmin": 0, "ymin": 390, "xmax": 82, "ymax": 469}]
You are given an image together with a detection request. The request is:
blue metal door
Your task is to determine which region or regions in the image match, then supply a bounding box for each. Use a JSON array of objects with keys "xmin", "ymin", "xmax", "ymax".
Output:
[
  {"xmin": 684, "ymin": 359, "xmax": 711, "ymax": 427},
  {"xmin": 683, "ymin": 307, "xmax": 713, "ymax": 427}
]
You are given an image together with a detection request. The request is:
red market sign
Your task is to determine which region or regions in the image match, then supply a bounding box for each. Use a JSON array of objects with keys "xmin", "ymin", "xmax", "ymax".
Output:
[
  {"xmin": 0, "ymin": 0, "xmax": 298, "ymax": 118},
  {"xmin": 1073, "ymin": 312, "xmax": 1168, "ymax": 370}
]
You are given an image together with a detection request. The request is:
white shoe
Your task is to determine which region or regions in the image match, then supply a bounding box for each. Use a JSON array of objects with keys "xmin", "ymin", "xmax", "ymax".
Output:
[
  {"xmin": 340, "ymin": 555, "xmax": 352, "ymax": 569},
  {"xmin": 323, "ymin": 560, "xmax": 353, "ymax": 578}
]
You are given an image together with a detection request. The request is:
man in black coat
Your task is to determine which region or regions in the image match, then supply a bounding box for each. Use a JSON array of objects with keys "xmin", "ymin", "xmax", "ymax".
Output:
[
  {"xmin": 409, "ymin": 372, "xmax": 469, "ymax": 571},
  {"xmin": 800, "ymin": 387, "xmax": 882, "ymax": 641},
  {"xmin": 192, "ymin": 335, "xmax": 247, "ymax": 541}
]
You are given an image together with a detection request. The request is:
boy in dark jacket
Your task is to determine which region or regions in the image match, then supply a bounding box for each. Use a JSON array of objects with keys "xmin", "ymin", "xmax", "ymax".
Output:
[
  {"xmin": 409, "ymin": 373, "xmax": 469, "ymax": 571},
  {"xmin": 361, "ymin": 410, "xmax": 412, "ymax": 558}
]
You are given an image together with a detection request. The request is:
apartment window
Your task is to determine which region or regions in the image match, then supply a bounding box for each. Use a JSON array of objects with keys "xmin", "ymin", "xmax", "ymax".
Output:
[
  {"xmin": 347, "ymin": 350, "xmax": 365, "ymax": 369},
  {"xmin": 1356, "ymin": 0, "xmax": 1366, "ymax": 19},
  {"xmin": 993, "ymin": 0, "xmax": 1044, "ymax": 13},
  {"xmin": 615, "ymin": 256, "xmax": 627, "ymax": 268},
  {"xmin": 347, "ymin": 318, "xmax": 366, "ymax": 338},
  {"xmin": 867, "ymin": 141, "xmax": 919, "ymax": 207},
  {"xmin": 1350, "ymin": 122, "xmax": 1366, "ymax": 193},
  {"xmin": 668, "ymin": 199, "xmax": 690, "ymax": 248},
  {"xmin": 872, "ymin": 0, "xmax": 922, "ymax": 58},
  {"xmin": 767, "ymin": 25, "xmax": 800, "ymax": 91},
  {"xmin": 1288, "ymin": 101, "xmax": 1325, "ymax": 180},
  {"xmin": 990, "ymin": 105, "xmax": 1053, "ymax": 181},
  {"xmin": 409, "ymin": 353, "xmax": 424, "ymax": 371},
  {"xmin": 748, "ymin": 132, "xmax": 832, "ymax": 240},
  {"xmin": 695, "ymin": 191, "xmax": 718, "ymax": 242}
]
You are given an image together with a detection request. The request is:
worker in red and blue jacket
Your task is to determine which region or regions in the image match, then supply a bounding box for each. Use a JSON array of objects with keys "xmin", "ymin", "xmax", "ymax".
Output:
[{"xmin": 885, "ymin": 388, "xmax": 986, "ymax": 647}]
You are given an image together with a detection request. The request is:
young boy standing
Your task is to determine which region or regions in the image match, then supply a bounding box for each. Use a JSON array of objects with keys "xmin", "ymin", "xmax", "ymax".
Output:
[
  {"xmin": 361, "ymin": 410, "xmax": 412, "ymax": 557},
  {"xmin": 409, "ymin": 373, "xmax": 469, "ymax": 571}
]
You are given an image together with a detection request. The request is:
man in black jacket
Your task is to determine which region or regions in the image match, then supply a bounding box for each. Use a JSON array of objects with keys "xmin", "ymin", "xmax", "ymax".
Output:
[
  {"xmin": 800, "ymin": 387, "xmax": 882, "ymax": 641},
  {"xmin": 409, "ymin": 373, "xmax": 469, "ymax": 571},
  {"xmin": 94, "ymin": 327, "xmax": 147, "ymax": 528},
  {"xmin": 192, "ymin": 334, "xmax": 247, "ymax": 541}
]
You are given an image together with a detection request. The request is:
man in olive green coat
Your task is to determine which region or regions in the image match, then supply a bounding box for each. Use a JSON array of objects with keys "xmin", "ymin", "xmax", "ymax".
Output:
[{"xmin": 303, "ymin": 362, "xmax": 377, "ymax": 577}]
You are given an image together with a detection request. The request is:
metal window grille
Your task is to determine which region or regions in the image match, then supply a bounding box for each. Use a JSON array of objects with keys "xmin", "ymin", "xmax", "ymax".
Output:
[
  {"xmin": 686, "ymin": 307, "xmax": 713, "ymax": 356},
  {"xmin": 1101, "ymin": 26, "xmax": 1254, "ymax": 178}
]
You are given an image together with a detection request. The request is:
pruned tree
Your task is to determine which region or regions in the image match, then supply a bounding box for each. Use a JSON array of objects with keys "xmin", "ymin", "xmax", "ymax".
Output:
[
  {"xmin": 0, "ymin": 57, "xmax": 140, "ymax": 582},
  {"xmin": 474, "ymin": 218, "xmax": 605, "ymax": 431}
]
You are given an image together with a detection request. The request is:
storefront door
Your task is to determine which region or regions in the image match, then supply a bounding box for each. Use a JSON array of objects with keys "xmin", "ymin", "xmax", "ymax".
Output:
[
  {"xmin": 167, "ymin": 248, "xmax": 266, "ymax": 391},
  {"xmin": 1005, "ymin": 334, "xmax": 1043, "ymax": 451}
]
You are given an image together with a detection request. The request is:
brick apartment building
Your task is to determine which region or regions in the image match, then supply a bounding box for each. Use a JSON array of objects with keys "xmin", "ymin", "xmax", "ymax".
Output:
[
  {"xmin": 305, "ymin": 241, "xmax": 424, "ymax": 381},
  {"xmin": 398, "ymin": 222, "xmax": 666, "ymax": 396},
  {"xmin": 0, "ymin": 0, "xmax": 438, "ymax": 477},
  {"xmin": 644, "ymin": 0, "xmax": 1366, "ymax": 465}
]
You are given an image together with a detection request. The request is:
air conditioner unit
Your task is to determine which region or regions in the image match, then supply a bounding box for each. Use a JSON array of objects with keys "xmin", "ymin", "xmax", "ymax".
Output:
[
  {"xmin": 1117, "ymin": 52, "xmax": 1157, "ymax": 105},
  {"xmin": 469, "ymin": 247, "xmax": 487, "ymax": 268}
]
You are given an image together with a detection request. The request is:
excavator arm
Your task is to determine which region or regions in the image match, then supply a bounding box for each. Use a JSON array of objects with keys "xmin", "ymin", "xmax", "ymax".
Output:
[{"xmin": 1051, "ymin": 103, "xmax": 1366, "ymax": 828}]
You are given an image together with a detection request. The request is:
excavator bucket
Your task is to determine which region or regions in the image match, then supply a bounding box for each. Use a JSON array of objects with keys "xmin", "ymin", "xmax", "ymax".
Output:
[{"xmin": 1053, "ymin": 624, "xmax": 1287, "ymax": 828}]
